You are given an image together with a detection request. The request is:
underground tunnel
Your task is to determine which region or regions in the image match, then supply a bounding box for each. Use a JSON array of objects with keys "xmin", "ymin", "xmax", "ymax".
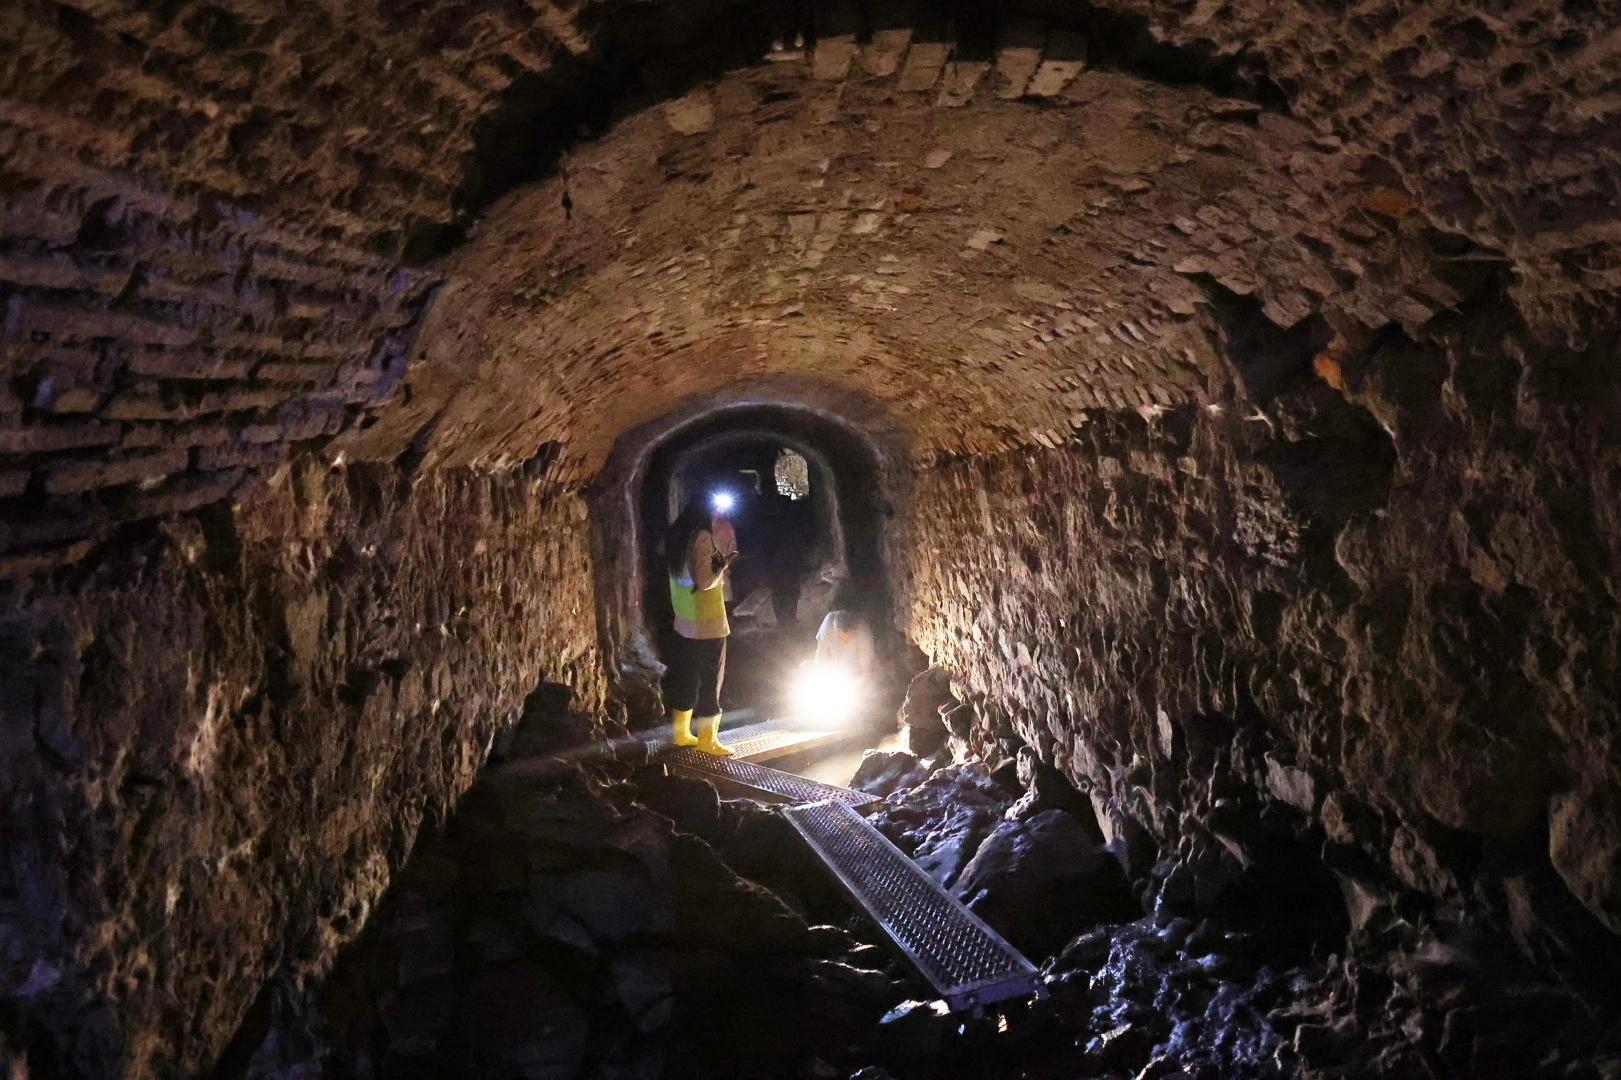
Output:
[{"xmin": 1, "ymin": 0, "xmax": 1620, "ymax": 1077}]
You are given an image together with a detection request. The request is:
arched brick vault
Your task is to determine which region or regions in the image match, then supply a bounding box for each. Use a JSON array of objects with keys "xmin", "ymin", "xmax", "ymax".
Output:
[
  {"xmin": 584, "ymin": 378, "xmax": 910, "ymax": 683},
  {"xmin": 2, "ymin": 1, "xmax": 1621, "ymax": 1076},
  {"xmin": 332, "ymin": 45, "xmax": 1609, "ymax": 477},
  {"xmin": 2, "ymin": 0, "xmax": 1619, "ymax": 558}
]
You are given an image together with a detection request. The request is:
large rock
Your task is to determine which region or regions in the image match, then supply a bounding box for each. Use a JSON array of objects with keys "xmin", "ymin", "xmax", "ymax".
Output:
[
  {"xmin": 378, "ymin": 976, "xmax": 456, "ymax": 1057},
  {"xmin": 897, "ymin": 667, "xmax": 956, "ymax": 755},
  {"xmin": 528, "ymin": 861, "xmax": 675, "ymax": 944},
  {"xmin": 492, "ymin": 681, "xmax": 598, "ymax": 762},
  {"xmin": 850, "ymin": 750, "xmax": 935, "ymax": 798},
  {"xmin": 668, "ymin": 833, "xmax": 813, "ymax": 953},
  {"xmin": 1006, "ymin": 746, "xmax": 1107, "ymax": 844},
  {"xmin": 868, "ymin": 764, "xmax": 1016, "ymax": 888},
  {"xmin": 457, "ymin": 963, "xmax": 588, "ymax": 1079},
  {"xmin": 953, "ymin": 810, "xmax": 1138, "ymax": 958},
  {"xmin": 386, "ymin": 899, "xmax": 456, "ymax": 987},
  {"xmin": 610, "ymin": 951, "xmax": 675, "ymax": 1034},
  {"xmin": 1550, "ymin": 778, "xmax": 1621, "ymax": 937}
]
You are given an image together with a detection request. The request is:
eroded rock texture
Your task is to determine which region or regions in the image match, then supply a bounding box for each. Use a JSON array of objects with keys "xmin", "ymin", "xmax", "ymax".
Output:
[
  {"xmin": 0, "ymin": 460, "xmax": 597, "ymax": 1077},
  {"xmin": 902, "ymin": 299, "xmax": 1621, "ymax": 948}
]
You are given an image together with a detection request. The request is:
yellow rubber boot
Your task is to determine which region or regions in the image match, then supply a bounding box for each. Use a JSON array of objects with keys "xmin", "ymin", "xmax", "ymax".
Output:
[
  {"xmin": 695, "ymin": 715, "xmax": 734, "ymax": 757},
  {"xmin": 670, "ymin": 709, "xmax": 698, "ymax": 747}
]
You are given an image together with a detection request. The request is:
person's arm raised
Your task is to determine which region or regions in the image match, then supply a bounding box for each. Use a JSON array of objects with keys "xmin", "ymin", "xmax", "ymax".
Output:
[{"xmin": 691, "ymin": 531, "xmax": 728, "ymax": 591}]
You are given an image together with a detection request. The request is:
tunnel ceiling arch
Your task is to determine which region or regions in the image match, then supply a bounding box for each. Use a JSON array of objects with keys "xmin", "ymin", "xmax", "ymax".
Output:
[
  {"xmin": 3, "ymin": 0, "xmax": 1616, "ymax": 568},
  {"xmin": 335, "ymin": 13, "xmax": 1621, "ymax": 479}
]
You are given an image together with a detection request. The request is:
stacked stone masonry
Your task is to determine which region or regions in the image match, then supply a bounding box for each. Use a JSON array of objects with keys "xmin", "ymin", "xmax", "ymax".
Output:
[
  {"xmin": 0, "ymin": 460, "xmax": 599, "ymax": 1078},
  {"xmin": 0, "ymin": 126, "xmax": 437, "ymax": 576},
  {"xmin": 900, "ymin": 320, "xmax": 1621, "ymax": 941}
]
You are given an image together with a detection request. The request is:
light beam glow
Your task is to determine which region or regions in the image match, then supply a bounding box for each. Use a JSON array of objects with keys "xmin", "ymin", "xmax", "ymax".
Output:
[
  {"xmin": 711, "ymin": 491, "xmax": 735, "ymax": 513},
  {"xmin": 791, "ymin": 661, "xmax": 862, "ymax": 723}
]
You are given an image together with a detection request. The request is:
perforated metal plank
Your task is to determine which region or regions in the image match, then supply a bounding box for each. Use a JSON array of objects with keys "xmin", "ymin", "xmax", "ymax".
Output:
[
  {"xmin": 782, "ymin": 799, "xmax": 1043, "ymax": 1012},
  {"xmin": 663, "ymin": 749, "xmax": 878, "ymax": 808},
  {"xmin": 489, "ymin": 711, "xmax": 787, "ymax": 780},
  {"xmin": 497, "ymin": 715, "xmax": 843, "ymax": 781},
  {"xmin": 648, "ymin": 716, "xmax": 846, "ymax": 763},
  {"xmin": 715, "ymin": 717, "xmax": 847, "ymax": 761}
]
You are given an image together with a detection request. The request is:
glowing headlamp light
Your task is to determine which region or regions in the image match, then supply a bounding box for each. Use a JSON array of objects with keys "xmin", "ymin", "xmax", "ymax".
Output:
[{"xmin": 711, "ymin": 491, "xmax": 735, "ymax": 512}]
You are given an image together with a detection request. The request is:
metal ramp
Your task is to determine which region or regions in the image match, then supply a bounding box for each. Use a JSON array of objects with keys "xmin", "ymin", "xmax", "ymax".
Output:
[
  {"xmin": 653, "ymin": 722, "xmax": 1043, "ymax": 1012},
  {"xmin": 646, "ymin": 715, "xmax": 848, "ymax": 763},
  {"xmin": 714, "ymin": 716, "xmax": 849, "ymax": 762},
  {"xmin": 489, "ymin": 709, "xmax": 1042, "ymax": 1009},
  {"xmin": 488, "ymin": 713, "xmax": 848, "ymax": 780},
  {"xmin": 783, "ymin": 799, "xmax": 1044, "ymax": 1012},
  {"xmin": 662, "ymin": 747, "xmax": 878, "ymax": 807}
]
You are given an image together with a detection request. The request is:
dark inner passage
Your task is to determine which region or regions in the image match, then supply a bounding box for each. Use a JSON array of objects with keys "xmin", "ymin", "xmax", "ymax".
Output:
[{"xmin": 637, "ymin": 407, "xmax": 895, "ymax": 716}]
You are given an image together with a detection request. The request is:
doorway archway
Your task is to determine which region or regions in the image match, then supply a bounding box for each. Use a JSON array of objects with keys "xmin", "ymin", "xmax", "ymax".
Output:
[{"xmin": 588, "ymin": 381, "xmax": 910, "ymax": 725}]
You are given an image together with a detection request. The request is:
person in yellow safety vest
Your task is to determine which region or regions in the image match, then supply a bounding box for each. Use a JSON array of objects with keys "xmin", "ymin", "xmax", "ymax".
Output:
[{"xmin": 664, "ymin": 500, "xmax": 737, "ymax": 755}]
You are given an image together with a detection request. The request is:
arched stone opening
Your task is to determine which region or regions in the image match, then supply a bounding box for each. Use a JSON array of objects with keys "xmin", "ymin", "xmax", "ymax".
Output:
[
  {"xmin": 645, "ymin": 428, "xmax": 846, "ymax": 629},
  {"xmin": 587, "ymin": 378, "xmax": 909, "ymax": 722},
  {"xmin": 642, "ymin": 419, "xmax": 886, "ymax": 716}
]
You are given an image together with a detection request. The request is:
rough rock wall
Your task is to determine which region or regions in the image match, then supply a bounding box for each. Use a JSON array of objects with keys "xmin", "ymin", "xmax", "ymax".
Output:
[
  {"xmin": 0, "ymin": 459, "xmax": 599, "ymax": 1078},
  {"xmin": 900, "ymin": 303, "xmax": 1621, "ymax": 945}
]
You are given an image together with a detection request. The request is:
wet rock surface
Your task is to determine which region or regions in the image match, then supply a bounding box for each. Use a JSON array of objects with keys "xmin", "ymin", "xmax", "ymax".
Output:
[
  {"xmin": 849, "ymin": 717, "xmax": 1621, "ymax": 1080},
  {"xmin": 867, "ymin": 761, "xmax": 1015, "ymax": 888}
]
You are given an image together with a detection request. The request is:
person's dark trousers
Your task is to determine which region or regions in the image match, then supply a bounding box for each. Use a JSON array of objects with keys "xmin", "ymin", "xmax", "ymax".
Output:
[
  {"xmin": 769, "ymin": 573, "xmax": 800, "ymax": 627},
  {"xmin": 664, "ymin": 635, "xmax": 727, "ymax": 715}
]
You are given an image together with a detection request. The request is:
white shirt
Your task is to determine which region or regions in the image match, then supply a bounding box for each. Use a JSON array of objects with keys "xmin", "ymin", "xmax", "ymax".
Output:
[{"xmin": 815, "ymin": 611, "xmax": 875, "ymax": 678}]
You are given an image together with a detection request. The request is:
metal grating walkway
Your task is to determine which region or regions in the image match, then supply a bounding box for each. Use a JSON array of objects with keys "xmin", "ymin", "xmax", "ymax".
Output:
[
  {"xmin": 653, "ymin": 720, "xmax": 1043, "ymax": 1012},
  {"xmin": 663, "ymin": 748, "xmax": 878, "ymax": 807},
  {"xmin": 716, "ymin": 717, "xmax": 845, "ymax": 761},
  {"xmin": 493, "ymin": 714, "xmax": 851, "ymax": 781},
  {"xmin": 644, "ymin": 715, "xmax": 845, "ymax": 762},
  {"xmin": 783, "ymin": 799, "xmax": 1044, "ymax": 1012}
]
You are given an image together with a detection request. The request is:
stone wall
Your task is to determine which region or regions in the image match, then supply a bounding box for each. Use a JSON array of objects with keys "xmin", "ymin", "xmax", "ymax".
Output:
[
  {"xmin": 899, "ymin": 307, "xmax": 1621, "ymax": 945},
  {"xmin": 0, "ymin": 135, "xmax": 439, "ymax": 580},
  {"xmin": 0, "ymin": 458, "xmax": 599, "ymax": 1078}
]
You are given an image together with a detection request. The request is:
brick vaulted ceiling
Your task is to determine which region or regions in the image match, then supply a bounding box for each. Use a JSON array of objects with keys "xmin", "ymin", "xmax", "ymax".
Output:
[{"xmin": 4, "ymin": 0, "xmax": 1621, "ymax": 568}]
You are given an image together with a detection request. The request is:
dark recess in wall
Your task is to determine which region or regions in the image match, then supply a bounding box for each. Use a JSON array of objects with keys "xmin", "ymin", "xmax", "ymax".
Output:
[{"xmin": 1203, "ymin": 282, "xmax": 1398, "ymax": 593}]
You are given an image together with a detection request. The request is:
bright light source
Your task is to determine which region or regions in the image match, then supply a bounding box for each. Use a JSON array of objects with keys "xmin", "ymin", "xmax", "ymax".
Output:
[
  {"xmin": 791, "ymin": 661, "xmax": 862, "ymax": 723},
  {"xmin": 711, "ymin": 491, "xmax": 735, "ymax": 513}
]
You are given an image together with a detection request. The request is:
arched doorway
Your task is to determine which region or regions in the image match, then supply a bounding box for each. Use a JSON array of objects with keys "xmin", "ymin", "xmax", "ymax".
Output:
[
  {"xmin": 636, "ymin": 407, "xmax": 892, "ymax": 715},
  {"xmin": 588, "ymin": 382, "xmax": 910, "ymax": 728}
]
